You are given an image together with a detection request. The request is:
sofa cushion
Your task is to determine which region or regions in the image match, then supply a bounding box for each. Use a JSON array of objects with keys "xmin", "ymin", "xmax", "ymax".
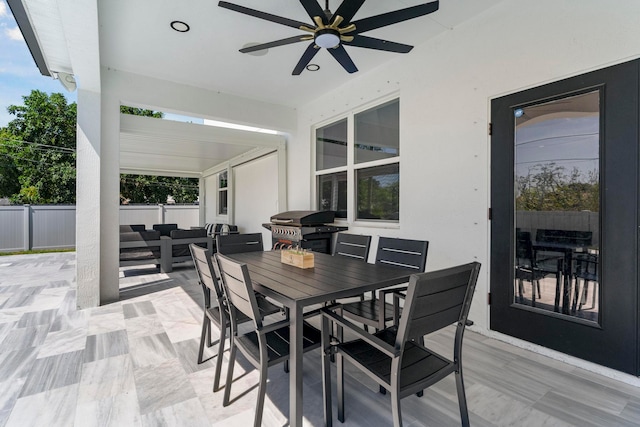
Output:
[
  {"xmin": 119, "ymin": 230, "xmax": 162, "ymax": 261},
  {"xmin": 120, "ymin": 224, "xmax": 146, "ymax": 233},
  {"xmin": 153, "ymin": 223, "xmax": 178, "ymax": 236},
  {"xmin": 170, "ymin": 228, "xmax": 208, "ymax": 257}
]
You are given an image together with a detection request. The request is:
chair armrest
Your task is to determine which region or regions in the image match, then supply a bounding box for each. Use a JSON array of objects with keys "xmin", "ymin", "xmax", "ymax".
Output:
[
  {"xmin": 321, "ymin": 308, "xmax": 399, "ymax": 358},
  {"xmin": 258, "ymin": 318, "xmax": 292, "ymax": 335},
  {"xmin": 379, "ymin": 286, "xmax": 408, "ymax": 299}
]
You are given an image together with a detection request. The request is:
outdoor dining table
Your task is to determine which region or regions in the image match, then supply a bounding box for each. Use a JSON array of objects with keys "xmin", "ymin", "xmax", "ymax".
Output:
[{"xmin": 227, "ymin": 249, "xmax": 416, "ymax": 427}]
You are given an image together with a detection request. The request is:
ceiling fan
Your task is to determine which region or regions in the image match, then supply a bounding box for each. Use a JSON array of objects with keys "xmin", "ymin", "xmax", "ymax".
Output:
[{"xmin": 218, "ymin": 0, "xmax": 439, "ymax": 75}]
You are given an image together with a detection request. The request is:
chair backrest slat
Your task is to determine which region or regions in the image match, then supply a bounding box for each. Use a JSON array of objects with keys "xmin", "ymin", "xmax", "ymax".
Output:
[
  {"xmin": 334, "ymin": 233, "xmax": 372, "ymax": 261},
  {"xmin": 375, "ymin": 237, "xmax": 428, "ymax": 271},
  {"xmin": 216, "ymin": 233, "xmax": 264, "ymax": 254},
  {"xmin": 190, "ymin": 244, "xmax": 220, "ymax": 295},
  {"xmin": 398, "ymin": 262, "xmax": 480, "ymax": 343},
  {"xmin": 215, "ymin": 253, "xmax": 261, "ymax": 326}
]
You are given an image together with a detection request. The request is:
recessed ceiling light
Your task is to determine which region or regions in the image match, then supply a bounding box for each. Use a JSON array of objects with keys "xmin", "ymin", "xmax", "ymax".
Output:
[
  {"xmin": 242, "ymin": 43, "xmax": 269, "ymax": 57},
  {"xmin": 306, "ymin": 64, "xmax": 320, "ymax": 71},
  {"xmin": 170, "ymin": 21, "xmax": 190, "ymax": 32}
]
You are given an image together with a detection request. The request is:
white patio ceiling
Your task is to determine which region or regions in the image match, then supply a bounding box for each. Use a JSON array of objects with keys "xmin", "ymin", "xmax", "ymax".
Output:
[{"xmin": 12, "ymin": 0, "xmax": 503, "ymax": 175}]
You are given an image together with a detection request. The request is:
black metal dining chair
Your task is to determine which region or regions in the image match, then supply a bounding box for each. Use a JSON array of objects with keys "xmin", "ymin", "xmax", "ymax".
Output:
[
  {"xmin": 216, "ymin": 233, "xmax": 264, "ymax": 255},
  {"xmin": 321, "ymin": 262, "xmax": 481, "ymax": 427},
  {"xmin": 189, "ymin": 244, "xmax": 280, "ymax": 392},
  {"xmin": 215, "ymin": 253, "xmax": 322, "ymax": 427},
  {"xmin": 339, "ymin": 237, "xmax": 428, "ymax": 331},
  {"xmin": 572, "ymin": 252, "xmax": 599, "ymax": 313},
  {"xmin": 333, "ymin": 233, "xmax": 372, "ymax": 261},
  {"xmin": 515, "ymin": 231, "xmax": 562, "ymax": 308}
]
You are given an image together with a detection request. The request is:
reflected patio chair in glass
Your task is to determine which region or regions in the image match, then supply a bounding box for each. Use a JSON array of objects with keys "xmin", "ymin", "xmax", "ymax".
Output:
[
  {"xmin": 215, "ymin": 253, "xmax": 322, "ymax": 427},
  {"xmin": 339, "ymin": 237, "xmax": 428, "ymax": 332},
  {"xmin": 515, "ymin": 231, "xmax": 562, "ymax": 310},
  {"xmin": 572, "ymin": 252, "xmax": 599, "ymax": 313},
  {"xmin": 320, "ymin": 262, "xmax": 481, "ymax": 427},
  {"xmin": 189, "ymin": 244, "xmax": 280, "ymax": 392},
  {"xmin": 216, "ymin": 233, "xmax": 263, "ymax": 255}
]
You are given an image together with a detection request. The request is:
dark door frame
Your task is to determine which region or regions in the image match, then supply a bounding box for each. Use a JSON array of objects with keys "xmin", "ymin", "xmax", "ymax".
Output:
[{"xmin": 490, "ymin": 59, "xmax": 639, "ymax": 376}]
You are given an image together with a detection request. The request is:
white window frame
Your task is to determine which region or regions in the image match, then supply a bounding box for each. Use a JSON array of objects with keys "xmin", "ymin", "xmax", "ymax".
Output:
[
  {"xmin": 312, "ymin": 95, "xmax": 401, "ymax": 227},
  {"xmin": 217, "ymin": 170, "xmax": 228, "ymax": 216}
]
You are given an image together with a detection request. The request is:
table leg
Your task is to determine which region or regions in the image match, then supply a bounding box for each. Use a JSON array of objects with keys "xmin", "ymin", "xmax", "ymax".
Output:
[{"xmin": 289, "ymin": 304, "xmax": 303, "ymax": 427}]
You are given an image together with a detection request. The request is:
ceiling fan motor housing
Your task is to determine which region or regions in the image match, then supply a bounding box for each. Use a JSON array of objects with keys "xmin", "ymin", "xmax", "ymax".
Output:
[{"xmin": 315, "ymin": 28, "xmax": 341, "ymax": 49}]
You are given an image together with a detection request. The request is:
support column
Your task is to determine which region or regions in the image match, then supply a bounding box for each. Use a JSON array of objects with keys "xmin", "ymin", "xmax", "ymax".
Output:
[
  {"xmin": 75, "ymin": 89, "xmax": 102, "ymax": 308},
  {"xmin": 99, "ymin": 93, "xmax": 121, "ymax": 304}
]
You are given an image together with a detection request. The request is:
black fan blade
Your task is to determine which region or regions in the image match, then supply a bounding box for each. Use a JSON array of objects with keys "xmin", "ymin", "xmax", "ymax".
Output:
[
  {"xmin": 328, "ymin": 45, "xmax": 358, "ymax": 73},
  {"xmin": 332, "ymin": 0, "xmax": 365, "ymax": 23},
  {"xmin": 219, "ymin": 1, "xmax": 311, "ymax": 30},
  {"xmin": 299, "ymin": 0, "xmax": 328, "ymax": 25},
  {"xmin": 292, "ymin": 43, "xmax": 321, "ymax": 75},
  {"xmin": 344, "ymin": 35, "xmax": 413, "ymax": 53},
  {"xmin": 240, "ymin": 36, "xmax": 310, "ymax": 53},
  {"xmin": 351, "ymin": 1, "xmax": 439, "ymax": 34}
]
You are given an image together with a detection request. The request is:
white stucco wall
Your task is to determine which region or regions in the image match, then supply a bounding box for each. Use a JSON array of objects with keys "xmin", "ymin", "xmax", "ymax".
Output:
[
  {"xmin": 234, "ymin": 152, "xmax": 279, "ymax": 243},
  {"xmin": 289, "ymin": 0, "xmax": 640, "ymax": 331}
]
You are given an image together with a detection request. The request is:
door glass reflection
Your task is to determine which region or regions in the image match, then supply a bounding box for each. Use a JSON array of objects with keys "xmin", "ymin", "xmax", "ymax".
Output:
[{"xmin": 514, "ymin": 90, "xmax": 600, "ymax": 323}]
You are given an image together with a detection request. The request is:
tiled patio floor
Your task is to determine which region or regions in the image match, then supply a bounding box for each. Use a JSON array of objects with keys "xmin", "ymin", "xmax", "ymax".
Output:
[{"xmin": 0, "ymin": 252, "xmax": 639, "ymax": 426}]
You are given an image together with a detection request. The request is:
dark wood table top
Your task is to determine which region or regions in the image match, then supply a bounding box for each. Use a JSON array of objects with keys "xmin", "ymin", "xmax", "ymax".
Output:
[{"xmin": 228, "ymin": 250, "xmax": 416, "ymax": 308}]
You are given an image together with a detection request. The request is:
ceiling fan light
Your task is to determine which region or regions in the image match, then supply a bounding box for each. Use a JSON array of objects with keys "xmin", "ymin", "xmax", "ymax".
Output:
[{"xmin": 315, "ymin": 32, "xmax": 340, "ymax": 49}]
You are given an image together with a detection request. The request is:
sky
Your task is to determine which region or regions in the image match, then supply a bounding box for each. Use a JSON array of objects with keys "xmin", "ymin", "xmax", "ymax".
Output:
[{"xmin": 0, "ymin": 0, "xmax": 76, "ymax": 128}]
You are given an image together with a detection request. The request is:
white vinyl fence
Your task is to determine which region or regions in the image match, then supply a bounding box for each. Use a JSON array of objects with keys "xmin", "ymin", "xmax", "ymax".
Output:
[{"xmin": 0, "ymin": 204, "xmax": 200, "ymax": 252}]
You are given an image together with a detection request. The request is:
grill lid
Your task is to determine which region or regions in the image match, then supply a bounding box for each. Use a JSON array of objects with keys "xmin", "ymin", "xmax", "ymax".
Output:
[{"xmin": 269, "ymin": 210, "xmax": 336, "ymax": 226}]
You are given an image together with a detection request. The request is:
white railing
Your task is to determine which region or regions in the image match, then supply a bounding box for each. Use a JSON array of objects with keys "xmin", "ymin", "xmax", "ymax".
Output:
[{"xmin": 0, "ymin": 204, "xmax": 200, "ymax": 252}]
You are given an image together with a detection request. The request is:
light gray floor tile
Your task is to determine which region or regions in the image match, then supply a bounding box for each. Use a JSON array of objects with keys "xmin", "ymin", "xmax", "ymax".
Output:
[
  {"xmin": 0, "ymin": 324, "xmax": 49, "ymax": 353},
  {"xmin": 173, "ymin": 338, "xmax": 216, "ymax": 374},
  {"xmin": 84, "ymin": 330, "xmax": 129, "ymax": 363},
  {"xmin": 129, "ymin": 332, "xmax": 177, "ymax": 369},
  {"xmin": 6, "ymin": 384, "xmax": 79, "ymax": 427},
  {"xmin": 534, "ymin": 390, "xmax": 636, "ymax": 427},
  {"xmin": 0, "ymin": 347, "xmax": 38, "ymax": 381},
  {"xmin": 134, "ymin": 358, "xmax": 197, "ymax": 415},
  {"xmin": 37, "ymin": 326, "xmax": 87, "ymax": 359},
  {"xmin": 74, "ymin": 391, "xmax": 142, "ymax": 427},
  {"xmin": 140, "ymin": 397, "xmax": 211, "ymax": 427},
  {"xmin": 125, "ymin": 314, "xmax": 165, "ymax": 340},
  {"xmin": 16, "ymin": 308, "xmax": 58, "ymax": 328},
  {"xmin": 123, "ymin": 300, "xmax": 157, "ymax": 319},
  {"xmin": 19, "ymin": 349, "xmax": 84, "ymax": 397},
  {"xmin": 78, "ymin": 354, "xmax": 135, "ymax": 404}
]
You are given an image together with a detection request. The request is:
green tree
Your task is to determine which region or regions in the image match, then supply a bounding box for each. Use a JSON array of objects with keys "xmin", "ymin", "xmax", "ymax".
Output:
[
  {"xmin": 0, "ymin": 129, "xmax": 21, "ymax": 198},
  {"xmin": 0, "ymin": 95, "xmax": 199, "ymax": 204},
  {"xmin": 516, "ymin": 163, "xmax": 599, "ymax": 212},
  {"xmin": 0, "ymin": 90, "xmax": 76, "ymax": 203},
  {"xmin": 120, "ymin": 175, "xmax": 199, "ymax": 204}
]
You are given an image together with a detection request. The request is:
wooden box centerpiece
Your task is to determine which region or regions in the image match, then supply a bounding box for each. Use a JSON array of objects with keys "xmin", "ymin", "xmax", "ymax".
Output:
[{"xmin": 280, "ymin": 248, "xmax": 314, "ymax": 269}]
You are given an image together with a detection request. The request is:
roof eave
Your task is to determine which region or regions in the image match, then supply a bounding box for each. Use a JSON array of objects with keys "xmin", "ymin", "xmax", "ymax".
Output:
[{"xmin": 6, "ymin": 0, "xmax": 51, "ymax": 76}]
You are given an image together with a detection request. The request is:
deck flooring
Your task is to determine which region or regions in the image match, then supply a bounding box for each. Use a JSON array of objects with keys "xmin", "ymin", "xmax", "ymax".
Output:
[{"xmin": 0, "ymin": 252, "xmax": 638, "ymax": 426}]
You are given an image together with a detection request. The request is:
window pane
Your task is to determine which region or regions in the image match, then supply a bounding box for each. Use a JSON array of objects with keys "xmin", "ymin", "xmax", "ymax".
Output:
[
  {"xmin": 356, "ymin": 163, "xmax": 399, "ymax": 221},
  {"xmin": 317, "ymin": 172, "xmax": 347, "ymax": 218},
  {"xmin": 316, "ymin": 119, "xmax": 347, "ymax": 170},
  {"xmin": 514, "ymin": 90, "xmax": 600, "ymax": 322},
  {"xmin": 219, "ymin": 190, "xmax": 228, "ymax": 215},
  {"xmin": 355, "ymin": 99, "xmax": 399, "ymax": 164},
  {"xmin": 219, "ymin": 171, "xmax": 228, "ymax": 189}
]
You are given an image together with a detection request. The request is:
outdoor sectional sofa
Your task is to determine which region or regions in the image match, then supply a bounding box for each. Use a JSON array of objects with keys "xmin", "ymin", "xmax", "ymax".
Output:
[{"xmin": 119, "ymin": 225, "xmax": 213, "ymax": 273}]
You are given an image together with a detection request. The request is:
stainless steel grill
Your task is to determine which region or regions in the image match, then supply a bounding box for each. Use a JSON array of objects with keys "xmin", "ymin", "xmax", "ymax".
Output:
[{"xmin": 263, "ymin": 210, "xmax": 347, "ymax": 254}]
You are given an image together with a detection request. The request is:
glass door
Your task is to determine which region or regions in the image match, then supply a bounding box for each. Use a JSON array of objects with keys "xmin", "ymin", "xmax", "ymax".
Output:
[{"xmin": 490, "ymin": 59, "xmax": 639, "ymax": 375}]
